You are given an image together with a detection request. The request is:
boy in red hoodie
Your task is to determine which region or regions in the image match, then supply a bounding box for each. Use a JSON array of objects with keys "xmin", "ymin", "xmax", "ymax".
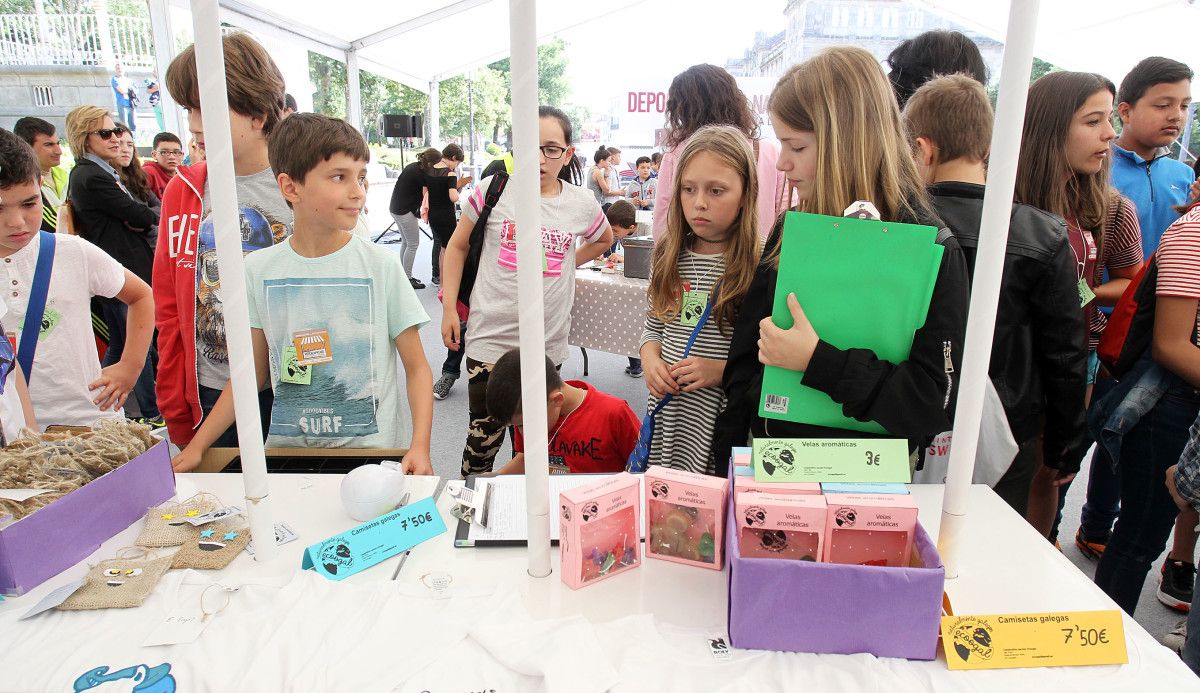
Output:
[{"xmin": 155, "ymin": 32, "xmax": 292, "ymax": 447}]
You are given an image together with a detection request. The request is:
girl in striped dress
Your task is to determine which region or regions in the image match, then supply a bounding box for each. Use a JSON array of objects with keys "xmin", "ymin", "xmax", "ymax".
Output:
[{"xmin": 639, "ymin": 125, "xmax": 762, "ymax": 475}]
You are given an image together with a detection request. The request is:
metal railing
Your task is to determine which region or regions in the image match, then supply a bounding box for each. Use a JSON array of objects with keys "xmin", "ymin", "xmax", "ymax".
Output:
[{"xmin": 0, "ymin": 13, "xmax": 155, "ymax": 69}]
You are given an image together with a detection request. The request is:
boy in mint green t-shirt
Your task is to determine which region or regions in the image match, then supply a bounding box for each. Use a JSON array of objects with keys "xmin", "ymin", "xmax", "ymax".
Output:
[{"xmin": 171, "ymin": 114, "xmax": 433, "ymax": 474}]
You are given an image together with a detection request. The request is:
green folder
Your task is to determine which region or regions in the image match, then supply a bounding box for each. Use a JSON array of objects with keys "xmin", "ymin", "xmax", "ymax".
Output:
[{"xmin": 759, "ymin": 211, "xmax": 944, "ymax": 433}]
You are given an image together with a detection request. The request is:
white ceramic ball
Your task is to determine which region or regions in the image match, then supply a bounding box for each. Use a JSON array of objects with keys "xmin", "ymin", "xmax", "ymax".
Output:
[{"xmin": 340, "ymin": 462, "xmax": 407, "ymax": 521}]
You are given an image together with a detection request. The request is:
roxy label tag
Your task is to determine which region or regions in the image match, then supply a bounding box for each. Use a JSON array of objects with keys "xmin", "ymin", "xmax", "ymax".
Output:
[{"xmin": 707, "ymin": 636, "xmax": 733, "ymax": 662}]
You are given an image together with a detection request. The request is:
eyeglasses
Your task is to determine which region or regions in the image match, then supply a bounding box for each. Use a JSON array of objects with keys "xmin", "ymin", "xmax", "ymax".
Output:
[
  {"xmin": 539, "ymin": 145, "xmax": 567, "ymax": 160},
  {"xmin": 155, "ymin": 149, "xmax": 184, "ymax": 157},
  {"xmin": 89, "ymin": 127, "xmax": 128, "ymax": 140}
]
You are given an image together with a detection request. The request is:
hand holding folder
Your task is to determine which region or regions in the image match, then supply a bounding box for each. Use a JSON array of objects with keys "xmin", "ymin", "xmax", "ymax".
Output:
[{"xmin": 758, "ymin": 211, "xmax": 945, "ymax": 433}]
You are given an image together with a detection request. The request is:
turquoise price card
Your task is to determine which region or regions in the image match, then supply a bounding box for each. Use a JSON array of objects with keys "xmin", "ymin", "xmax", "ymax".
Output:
[
  {"xmin": 820, "ymin": 482, "xmax": 910, "ymax": 495},
  {"xmin": 302, "ymin": 496, "xmax": 446, "ymax": 580},
  {"xmin": 752, "ymin": 438, "xmax": 911, "ymax": 483}
]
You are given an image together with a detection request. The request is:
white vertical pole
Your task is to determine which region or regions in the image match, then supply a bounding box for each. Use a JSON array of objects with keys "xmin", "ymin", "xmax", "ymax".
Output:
[
  {"xmin": 95, "ymin": 0, "xmax": 116, "ymax": 71},
  {"xmin": 346, "ymin": 49, "xmax": 363, "ymax": 132},
  {"xmin": 938, "ymin": 0, "xmax": 1040, "ymax": 579},
  {"xmin": 146, "ymin": 0, "xmax": 182, "ymax": 137},
  {"xmin": 33, "ymin": 0, "xmax": 51, "ymax": 64},
  {"xmin": 190, "ymin": 0, "xmax": 276, "ymax": 562},
  {"xmin": 510, "ymin": 0, "xmax": 551, "ymax": 578},
  {"xmin": 428, "ymin": 79, "xmax": 441, "ymax": 146}
]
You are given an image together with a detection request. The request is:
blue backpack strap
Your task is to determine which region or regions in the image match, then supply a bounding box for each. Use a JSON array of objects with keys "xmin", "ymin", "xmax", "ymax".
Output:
[{"xmin": 17, "ymin": 231, "xmax": 56, "ymax": 384}]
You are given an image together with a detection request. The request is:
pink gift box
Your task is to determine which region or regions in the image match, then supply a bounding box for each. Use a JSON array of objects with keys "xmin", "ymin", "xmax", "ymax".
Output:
[
  {"xmin": 822, "ymin": 493, "xmax": 918, "ymax": 567},
  {"xmin": 559, "ymin": 472, "xmax": 640, "ymax": 589},
  {"xmin": 645, "ymin": 466, "xmax": 728, "ymax": 569},
  {"xmin": 726, "ymin": 465, "xmax": 945, "ymax": 660},
  {"xmin": 0, "ymin": 441, "xmax": 175, "ymax": 595},
  {"xmin": 736, "ymin": 491, "xmax": 826, "ymax": 561}
]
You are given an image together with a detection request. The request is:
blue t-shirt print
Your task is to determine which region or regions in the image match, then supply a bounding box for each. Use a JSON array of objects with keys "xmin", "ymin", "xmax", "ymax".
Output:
[{"xmin": 263, "ymin": 276, "xmax": 380, "ymax": 439}]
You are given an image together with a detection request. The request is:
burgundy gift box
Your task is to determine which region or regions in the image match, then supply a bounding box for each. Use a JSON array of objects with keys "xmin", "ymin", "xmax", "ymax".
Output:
[
  {"xmin": 725, "ymin": 465, "xmax": 945, "ymax": 660},
  {"xmin": 0, "ymin": 440, "xmax": 175, "ymax": 595}
]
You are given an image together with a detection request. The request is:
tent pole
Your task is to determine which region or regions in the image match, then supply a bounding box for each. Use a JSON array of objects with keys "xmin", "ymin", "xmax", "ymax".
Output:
[
  {"xmin": 938, "ymin": 0, "xmax": 1040, "ymax": 579},
  {"xmin": 190, "ymin": 0, "xmax": 276, "ymax": 562},
  {"xmin": 510, "ymin": 0, "xmax": 551, "ymax": 579}
]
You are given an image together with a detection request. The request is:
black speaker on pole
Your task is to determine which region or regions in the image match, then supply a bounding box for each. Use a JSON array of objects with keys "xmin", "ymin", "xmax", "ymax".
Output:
[
  {"xmin": 382, "ymin": 113, "xmax": 413, "ymax": 138},
  {"xmin": 410, "ymin": 114, "xmax": 423, "ymax": 138}
]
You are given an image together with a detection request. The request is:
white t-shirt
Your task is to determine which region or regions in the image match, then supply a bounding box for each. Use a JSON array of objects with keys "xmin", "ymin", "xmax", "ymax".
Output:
[
  {"xmin": 462, "ymin": 175, "xmax": 609, "ymax": 365},
  {"xmin": 0, "ymin": 233, "xmax": 125, "ymax": 427},
  {"xmin": 0, "ymin": 301, "xmax": 25, "ymax": 443},
  {"xmin": 244, "ymin": 234, "xmax": 429, "ymax": 449}
]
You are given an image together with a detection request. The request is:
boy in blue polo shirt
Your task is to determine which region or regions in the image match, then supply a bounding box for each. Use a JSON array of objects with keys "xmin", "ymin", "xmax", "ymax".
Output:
[{"xmin": 1110, "ymin": 57, "xmax": 1196, "ymax": 258}]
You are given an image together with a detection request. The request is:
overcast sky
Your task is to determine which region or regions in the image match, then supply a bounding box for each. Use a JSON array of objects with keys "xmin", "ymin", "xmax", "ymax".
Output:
[{"xmin": 554, "ymin": 0, "xmax": 787, "ymax": 112}]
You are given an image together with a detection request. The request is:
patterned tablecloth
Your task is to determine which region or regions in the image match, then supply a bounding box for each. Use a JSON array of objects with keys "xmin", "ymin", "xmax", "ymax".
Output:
[{"xmin": 569, "ymin": 268, "xmax": 649, "ymax": 358}]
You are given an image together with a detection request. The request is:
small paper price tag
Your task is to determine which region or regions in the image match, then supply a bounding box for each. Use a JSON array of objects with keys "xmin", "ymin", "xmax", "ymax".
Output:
[
  {"xmin": 20, "ymin": 577, "xmax": 86, "ymax": 620},
  {"xmin": 244, "ymin": 521, "xmax": 299, "ymax": 556},
  {"xmin": 143, "ymin": 610, "xmax": 208, "ymax": 646},
  {"xmin": 0, "ymin": 488, "xmax": 52, "ymax": 502},
  {"xmin": 941, "ymin": 610, "xmax": 1127, "ymax": 670},
  {"xmin": 185, "ymin": 505, "xmax": 244, "ymax": 526}
]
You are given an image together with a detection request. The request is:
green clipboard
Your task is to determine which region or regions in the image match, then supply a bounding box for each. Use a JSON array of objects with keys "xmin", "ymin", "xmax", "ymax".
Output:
[{"xmin": 759, "ymin": 211, "xmax": 944, "ymax": 433}]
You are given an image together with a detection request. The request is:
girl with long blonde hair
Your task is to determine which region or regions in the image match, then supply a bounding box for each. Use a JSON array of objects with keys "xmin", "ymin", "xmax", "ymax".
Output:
[
  {"xmin": 640, "ymin": 125, "xmax": 762, "ymax": 475},
  {"xmin": 713, "ymin": 46, "xmax": 970, "ymax": 472}
]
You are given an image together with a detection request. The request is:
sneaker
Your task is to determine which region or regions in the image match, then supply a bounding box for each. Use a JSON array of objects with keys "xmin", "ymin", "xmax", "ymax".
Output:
[
  {"xmin": 410, "ymin": 277, "xmax": 426, "ymax": 290},
  {"xmin": 433, "ymin": 374, "xmax": 458, "ymax": 400},
  {"xmin": 432, "ymin": 275, "xmax": 440, "ymax": 286},
  {"xmin": 1074, "ymin": 528, "xmax": 1109, "ymax": 561},
  {"xmin": 132, "ymin": 415, "xmax": 166, "ymax": 430},
  {"xmin": 1158, "ymin": 560, "xmax": 1196, "ymax": 613},
  {"xmin": 1163, "ymin": 618, "xmax": 1188, "ymax": 655},
  {"xmin": 624, "ymin": 364, "xmax": 644, "ymax": 378}
]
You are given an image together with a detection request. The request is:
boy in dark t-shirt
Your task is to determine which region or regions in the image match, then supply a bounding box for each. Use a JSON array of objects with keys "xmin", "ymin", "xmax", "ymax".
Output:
[{"xmin": 486, "ymin": 349, "xmax": 640, "ymax": 474}]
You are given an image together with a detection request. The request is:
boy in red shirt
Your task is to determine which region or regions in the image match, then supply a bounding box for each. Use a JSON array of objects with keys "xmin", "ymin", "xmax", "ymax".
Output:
[{"xmin": 486, "ymin": 348, "xmax": 639, "ymax": 474}]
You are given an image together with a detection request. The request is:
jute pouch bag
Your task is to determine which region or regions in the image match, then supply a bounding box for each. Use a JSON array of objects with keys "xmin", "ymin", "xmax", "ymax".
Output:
[
  {"xmin": 57, "ymin": 548, "xmax": 172, "ymax": 611},
  {"xmin": 171, "ymin": 522, "xmax": 251, "ymax": 570},
  {"xmin": 136, "ymin": 493, "xmax": 221, "ymax": 548}
]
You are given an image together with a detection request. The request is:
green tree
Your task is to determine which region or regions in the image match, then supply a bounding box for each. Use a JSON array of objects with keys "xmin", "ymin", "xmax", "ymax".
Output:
[
  {"xmin": 487, "ymin": 37, "xmax": 572, "ymax": 143},
  {"xmin": 309, "ymin": 52, "xmax": 347, "ymax": 120}
]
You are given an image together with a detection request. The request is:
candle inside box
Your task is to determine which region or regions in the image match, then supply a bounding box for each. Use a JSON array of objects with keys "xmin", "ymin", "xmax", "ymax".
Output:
[
  {"xmin": 644, "ymin": 466, "xmax": 728, "ymax": 569},
  {"xmin": 822, "ymin": 493, "xmax": 918, "ymax": 567},
  {"xmin": 559, "ymin": 473, "xmax": 641, "ymax": 589},
  {"xmin": 736, "ymin": 491, "xmax": 827, "ymax": 561}
]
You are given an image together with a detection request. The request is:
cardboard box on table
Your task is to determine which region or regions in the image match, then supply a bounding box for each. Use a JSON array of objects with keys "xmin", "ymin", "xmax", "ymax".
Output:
[
  {"xmin": 0, "ymin": 440, "xmax": 175, "ymax": 595},
  {"xmin": 725, "ymin": 465, "xmax": 945, "ymax": 660}
]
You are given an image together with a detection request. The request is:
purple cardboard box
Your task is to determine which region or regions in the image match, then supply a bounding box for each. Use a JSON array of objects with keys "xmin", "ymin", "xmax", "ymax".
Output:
[
  {"xmin": 0, "ymin": 440, "xmax": 175, "ymax": 595},
  {"xmin": 726, "ymin": 466, "xmax": 945, "ymax": 660}
]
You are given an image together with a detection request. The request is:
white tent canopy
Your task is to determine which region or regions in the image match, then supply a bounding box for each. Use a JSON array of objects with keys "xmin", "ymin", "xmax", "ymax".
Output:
[
  {"xmin": 918, "ymin": 0, "xmax": 1200, "ymax": 96},
  {"xmin": 164, "ymin": 0, "xmax": 643, "ymax": 133}
]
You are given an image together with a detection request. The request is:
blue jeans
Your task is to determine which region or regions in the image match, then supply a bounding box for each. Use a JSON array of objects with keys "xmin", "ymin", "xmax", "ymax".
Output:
[
  {"xmin": 98, "ymin": 298, "xmax": 158, "ymax": 419},
  {"xmin": 117, "ymin": 103, "xmax": 135, "ymax": 132},
  {"xmin": 1185, "ymin": 581, "xmax": 1200, "ymax": 674},
  {"xmin": 1094, "ymin": 383, "xmax": 1200, "ymax": 615},
  {"xmin": 197, "ymin": 383, "xmax": 274, "ymax": 449},
  {"xmin": 1077, "ymin": 377, "xmax": 1122, "ymax": 541},
  {"xmin": 441, "ymin": 320, "xmax": 465, "ymax": 377}
]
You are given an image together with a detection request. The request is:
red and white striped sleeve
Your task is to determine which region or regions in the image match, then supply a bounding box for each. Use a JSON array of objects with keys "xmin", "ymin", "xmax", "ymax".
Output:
[
  {"xmin": 1105, "ymin": 196, "xmax": 1144, "ymax": 271},
  {"xmin": 1157, "ymin": 206, "xmax": 1200, "ymax": 299}
]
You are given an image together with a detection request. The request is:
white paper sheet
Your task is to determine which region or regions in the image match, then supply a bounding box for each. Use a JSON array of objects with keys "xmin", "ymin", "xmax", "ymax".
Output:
[{"xmin": 465, "ymin": 475, "xmax": 646, "ymax": 543}]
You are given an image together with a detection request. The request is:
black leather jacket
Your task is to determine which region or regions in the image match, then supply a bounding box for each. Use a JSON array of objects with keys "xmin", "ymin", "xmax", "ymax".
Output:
[
  {"xmin": 712, "ymin": 205, "xmax": 970, "ymax": 476},
  {"xmin": 929, "ymin": 182, "xmax": 1088, "ymax": 472},
  {"xmin": 67, "ymin": 156, "xmax": 158, "ymax": 284}
]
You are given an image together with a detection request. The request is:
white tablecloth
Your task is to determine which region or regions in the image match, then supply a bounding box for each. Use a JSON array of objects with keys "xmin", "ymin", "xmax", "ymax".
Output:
[
  {"xmin": 569, "ymin": 270, "xmax": 649, "ymax": 358},
  {"xmin": 0, "ymin": 474, "xmax": 1191, "ymax": 690}
]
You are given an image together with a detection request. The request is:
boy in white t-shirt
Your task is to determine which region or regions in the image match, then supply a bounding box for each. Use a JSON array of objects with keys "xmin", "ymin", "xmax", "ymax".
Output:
[
  {"xmin": 171, "ymin": 114, "xmax": 433, "ymax": 474},
  {"xmin": 0, "ymin": 129, "xmax": 153, "ymax": 429}
]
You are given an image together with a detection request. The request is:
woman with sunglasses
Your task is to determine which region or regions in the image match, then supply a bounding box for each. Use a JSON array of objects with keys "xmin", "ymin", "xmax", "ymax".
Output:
[{"xmin": 65, "ymin": 106, "xmax": 160, "ymax": 419}]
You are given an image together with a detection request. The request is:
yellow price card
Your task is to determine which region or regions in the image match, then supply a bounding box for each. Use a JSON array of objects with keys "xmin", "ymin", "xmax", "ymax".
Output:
[{"xmin": 941, "ymin": 610, "xmax": 1127, "ymax": 670}]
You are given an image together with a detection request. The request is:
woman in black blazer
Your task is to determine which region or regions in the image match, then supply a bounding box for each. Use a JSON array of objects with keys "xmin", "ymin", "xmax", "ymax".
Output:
[
  {"xmin": 64, "ymin": 106, "xmax": 160, "ymax": 420},
  {"xmin": 65, "ymin": 107, "xmax": 158, "ymax": 284}
]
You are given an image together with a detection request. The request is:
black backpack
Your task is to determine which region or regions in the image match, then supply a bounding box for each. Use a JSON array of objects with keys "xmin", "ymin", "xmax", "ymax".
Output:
[{"xmin": 457, "ymin": 172, "xmax": 508, "ymax": 309}]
